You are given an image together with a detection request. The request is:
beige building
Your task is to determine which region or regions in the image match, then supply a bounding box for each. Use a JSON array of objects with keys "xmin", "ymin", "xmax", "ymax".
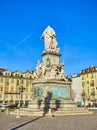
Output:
[
  {"xmin": 80, "ymin": 65, "xmax": 97, "ymax": 104},
  {"xmin": 0, "ymin": 68, "xmax": 33, "ymax": 106}
]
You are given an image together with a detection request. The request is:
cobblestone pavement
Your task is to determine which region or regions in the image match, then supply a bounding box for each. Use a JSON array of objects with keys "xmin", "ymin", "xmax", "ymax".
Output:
[{"xmin": 0, "ymin": 112, "xmax": 97, "ymax": 130}]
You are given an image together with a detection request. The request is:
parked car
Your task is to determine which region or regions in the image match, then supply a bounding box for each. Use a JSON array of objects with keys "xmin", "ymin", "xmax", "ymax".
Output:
[
  {"xmin": 95, "ymin": 103, "xmax": 97, "ymax": 107},
  {"xmin": 76, "ymin": 101, "xmax": 82, "ymax": 107},
  {"xmin": 1, "ymin": 103, "xmax": 9, "ymax": 109},
  {"xmin": 92, "ymin": 102, "xmax": 97, "ymax": 107},
  {"xmin": 0, "ymin": 103, "xmax": 2, "ymax": 107}
]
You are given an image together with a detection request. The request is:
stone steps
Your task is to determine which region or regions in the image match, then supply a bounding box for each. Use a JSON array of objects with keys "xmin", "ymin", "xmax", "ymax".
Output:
[
  {"xmin": 10, "ymin": 107, "xmax": 93, "ymax": 117},
  {"xmin": 52, "ymin": 107, "xmax": 93, "ymax": 116}
]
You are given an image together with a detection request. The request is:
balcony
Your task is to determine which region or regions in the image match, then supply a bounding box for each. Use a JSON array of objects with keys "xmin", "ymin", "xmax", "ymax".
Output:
[
  {"xmin": 90, "ymin": 83, "xmax": 94, "ymax": 86},
  {"xmin": 5, "ymin": 91, "xmax": 19, "ymax": 94}
]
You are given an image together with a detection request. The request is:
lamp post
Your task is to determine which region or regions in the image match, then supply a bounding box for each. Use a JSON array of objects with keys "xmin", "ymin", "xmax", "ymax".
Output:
[
  {"xmin": 19, "ymin": 86, "xmax": 25, "ymax": 108},
  {"xmin": 3, "ymin": 77, "xmax": 6, "ymax": 104},
  {"xmin": 82, "ymin": 91, "xmax": 86, "ymax": 107}
]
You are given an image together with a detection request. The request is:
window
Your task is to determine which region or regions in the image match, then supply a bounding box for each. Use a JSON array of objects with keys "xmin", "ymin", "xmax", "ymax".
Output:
[
  {"xmin": 91, "ymin": 80, "xmax": 94, "ymax": 86},
  {"xmin": 30, "ymin": 81, "xmax": 32, "ymax": 85},
  {"xmin": 29, "ymin": 75, "xmax": 32, "ymax": 78},
  {"xmin": 11, "ymin": 95, "xmax": 13, "ymax": 99},
  {"xmin": 82, "ymin": 82, "xmax": 85, "ymax": 87},
  {"xmin": 15, "ymin": 74, "xmax": 17, "ymax": 77},
  {"xmin": 0, "ymin": 94, "xmax": 2, "ymax": 98},
  {"xmin": 5, "ymin": 95, "xmax": 8, "ymax": 98},
  {"xmin": 11, "ymin": 87, "xmax": 14, "ymax": 92},
  {"xmin": 0, "ymin": 87, "xmax": 3, "ymax": 91},
  {"xmin": 87, "ymin": 81, "xmax": 89, "ymax": 84},
  {"xmin": 5, "ymin": 87, "xmax": 8, "ymax": 92},
  {"xmin": 16, "ymin": 80, "xmax": 19, "ymax": 86},
  {"xmin": 82, "ymin": 76, "xmax": 84, "ymax": 80},
  {"xmin": 16, "ymin": 87, "xmax": 18, "ymax": 93},
  {"xmin": 26, "ymin": 94, "xmax": 28, "ymax": 99},
  {"xmin": 26, "ymin": 80, "xmax": 29, "ymax": 87},
  {"xmin": 91, "ymin": 74, "xmax": 94, "ymax": 78},
  {"xmin": 5, "ymin": 73, "xmax": 11, "ymax": 76},
  {"xmin": 6, "ymin": 79, "xmax": 9, "ymax": 86},
  {"xmin": 16, "ymin": 95, "xmax": 18, "ymax": 99},
  {"xmin": 11, "ymin": 79, "xmax": 14, "ymax": 83},
  {"xmin": 30, "ymin": 94, "xmax": 32, "ymax": 98},
  {"xmin": 87, "ymin": 89, "xmax": 89, "ymax": 94},
  {"xmin": 21, "ymin": 80, "xmax": 24, "ymax": 84},
  {"xmin": 91, "ymin": 80, "xmax": 94, "ymax": 83},
  {"xmin": 1, "ymin": 78, "xmax": 3, "ymax": 82},
  {"xmin": 26, "ymin": 88, "xmax": 28, "ymax": 92},
  {"xmin": 8, "ymin": 73, "xmax": 11, "ymax": 76}
]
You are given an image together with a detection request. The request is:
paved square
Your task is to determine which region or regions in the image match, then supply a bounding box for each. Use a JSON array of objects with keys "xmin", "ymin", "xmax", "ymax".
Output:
[{"xmin": 0, "ymin": 112, "xmax": 97, "ymax": 130}]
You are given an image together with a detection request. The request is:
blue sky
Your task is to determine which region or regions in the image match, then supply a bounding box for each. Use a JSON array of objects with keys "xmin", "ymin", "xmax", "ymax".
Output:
[{"xmin": 0, "ymin": 0, "xmax": 97, "ymax": 75}]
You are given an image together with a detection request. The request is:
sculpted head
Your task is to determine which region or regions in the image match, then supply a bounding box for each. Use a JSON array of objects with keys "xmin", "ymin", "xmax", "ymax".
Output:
[{"xmin": 47, "ymin": 26, "xmax": 50, "ymax": 28}]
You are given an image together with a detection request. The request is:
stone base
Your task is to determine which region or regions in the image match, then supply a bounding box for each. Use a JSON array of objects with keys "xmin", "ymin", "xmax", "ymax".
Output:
[
  {"xmin": 10, "ymin": 102, "xmax": 93, "ymax": 117},
  {"xmin": 26, "ymin": 100, "xmax": 93, "ymax": 116},
  {"xmin": 10, "ymin": 100, "xmax": 93, "ymax": 117},
  {"xmin": 28, "ymin": 99, "xmax": 76, "ymax": 111}
]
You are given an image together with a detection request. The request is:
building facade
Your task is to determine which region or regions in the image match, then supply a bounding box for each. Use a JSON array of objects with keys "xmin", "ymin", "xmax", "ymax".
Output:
[
  {"xmin": 71, "ymin": 73, "xmax": 82, "ymax": 102},
  {"xmin": 0, "ymin": 68, "xmax": 33, "ymax": 106},
  {"xmin": 80, "ymin": 65, "xmax": 97, "ymax": 105}
]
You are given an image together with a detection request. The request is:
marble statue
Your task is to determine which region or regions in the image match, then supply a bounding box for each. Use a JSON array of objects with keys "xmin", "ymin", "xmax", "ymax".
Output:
[
  {"xmin": 40, "ymin": 26, "xmax": 58, "ymax": 51},
  {"xmin": 32, "ymin": 61, "xmax": 47, "ymax": 79},
  {"xmin": 59, "ymin": 65, "xmax": 65, "ymax": 79},
  {"xmin": 41, "ymin": 64, "xmax": 46, "ymax": 77},
  {"xmin": 32, "ymin": 71, "xmax": 38, "ymax": 79},
  {"xmin": 33, "ymin": 61, "xmax": 42, "ymax": 78},
  {"xmin": 36, "ymin": 60, "xmax": 42, "ymax": 70}
]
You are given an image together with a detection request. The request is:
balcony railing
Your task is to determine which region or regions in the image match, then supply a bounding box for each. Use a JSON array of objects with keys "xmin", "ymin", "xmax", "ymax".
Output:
[
  {"xmin": 5, "ymin": 91, "xmax": 19, "ymax": 94},
  {"xmin": 90, "ymin": 83, "xmax": 94, "ymax": 86}
]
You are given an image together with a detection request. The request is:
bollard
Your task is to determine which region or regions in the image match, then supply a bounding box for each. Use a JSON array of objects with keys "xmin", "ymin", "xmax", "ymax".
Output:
[
  {"xmin": 48, "ymin": 108, "xmax": 53, "ymax": 117},
  {"xmin": 16, "ymin": 108, "xmax": 20, "ymax": 118},
  {"xmin": 6, "ymin": 108, "xmax": 9, "ymax": 114}
]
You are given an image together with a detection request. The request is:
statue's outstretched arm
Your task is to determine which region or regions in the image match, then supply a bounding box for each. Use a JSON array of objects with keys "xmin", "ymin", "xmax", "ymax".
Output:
[{"xmin": 40, "ymin": 34, "xmax": 44, "ymax": 39}]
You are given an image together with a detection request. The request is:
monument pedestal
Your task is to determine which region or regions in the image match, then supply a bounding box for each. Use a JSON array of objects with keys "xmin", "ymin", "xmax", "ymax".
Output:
[{"xmin": 28, "ymin": 78, "xmax": 76, "ymax": 115}]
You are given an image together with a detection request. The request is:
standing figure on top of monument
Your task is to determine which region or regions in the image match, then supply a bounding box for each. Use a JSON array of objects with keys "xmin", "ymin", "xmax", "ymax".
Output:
[{"xmin": 40, "ymin": 26, "xmax": 59, "ymax": 51}]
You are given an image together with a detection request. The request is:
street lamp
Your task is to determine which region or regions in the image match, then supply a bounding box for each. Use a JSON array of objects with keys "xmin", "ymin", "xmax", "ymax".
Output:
[
  {"xmin": 19, "ymin": 86, "xmax": 25, "ymax": 107},
  {"xmin": 82, "ymin": 91, "xmax": 86, "ymax": 106}
]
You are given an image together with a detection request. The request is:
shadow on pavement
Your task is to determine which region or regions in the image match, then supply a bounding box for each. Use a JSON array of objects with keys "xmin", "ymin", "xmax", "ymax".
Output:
[{"xmin": 10, "ymin": 116, "xmax": 43, "ymax": 130}]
